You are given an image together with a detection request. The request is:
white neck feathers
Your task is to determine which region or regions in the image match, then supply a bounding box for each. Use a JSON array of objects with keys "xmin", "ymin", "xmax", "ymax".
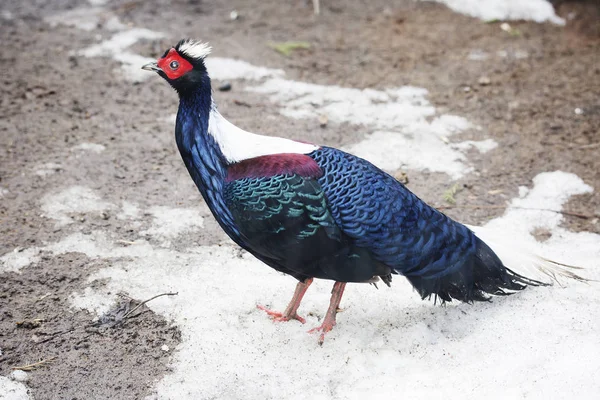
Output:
[{"xmin": 207, "ymin": 107, "xmax": 319, "ymax": 163}]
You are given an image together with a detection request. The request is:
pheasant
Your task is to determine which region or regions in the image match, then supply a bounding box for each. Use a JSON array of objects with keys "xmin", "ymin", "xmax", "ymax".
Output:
[{"xmin": 142, "ymin": 39, "xmax": 580, "ymax": 344}]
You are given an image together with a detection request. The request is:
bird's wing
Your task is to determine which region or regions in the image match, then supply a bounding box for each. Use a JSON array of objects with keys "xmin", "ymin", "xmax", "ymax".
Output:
[
  {"xmin": 223, "ymin": 154, "xmax": 387, "ymax": 282},
  {"xmin": 311, "ymin": 147, "xmax": 477, "ymax": 281}
]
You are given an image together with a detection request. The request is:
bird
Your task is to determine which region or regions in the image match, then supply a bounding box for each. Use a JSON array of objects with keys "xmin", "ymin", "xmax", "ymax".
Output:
[{"xmin": 142, "ymin": 39, "xmax": 584, "ymax": 344}]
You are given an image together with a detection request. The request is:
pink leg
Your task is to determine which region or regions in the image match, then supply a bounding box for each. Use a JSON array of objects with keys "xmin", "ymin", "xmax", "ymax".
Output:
[
  {"xmin": 309, "ymin": 281, "xmax": 346, "ymax": 345},
  {"xmin": 257, "ymin": 278, "xmax": 313, "ymax": 324}
]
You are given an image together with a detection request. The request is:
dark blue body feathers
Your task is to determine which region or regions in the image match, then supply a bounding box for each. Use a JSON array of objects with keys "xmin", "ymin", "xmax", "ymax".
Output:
[{"xmin": 174, "ymin": 87, "xmax": 540, "ymax": 304}]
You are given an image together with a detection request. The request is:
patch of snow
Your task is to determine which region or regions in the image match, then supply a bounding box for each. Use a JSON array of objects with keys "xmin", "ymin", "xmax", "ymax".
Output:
[
  {"xmin": 345, "ymin": 130, "xmax": 467, "ymax": 178},
  {"xmin": 117, "ymin": 201, "xmax": 141, "ymax": 220},
  {"xmin": 45, "ymin": 6, "xmax": 126, "ymax": 32},
  {"xmin": 205, "ymin": 58, "xmax": 284, "ymax": 81},
  {"xmin": 488, "ymin": 171, "xmax": 593, "ymax": 236},
  {"xmin": 425, "ymin": 0, "xmax": 565, "ymax": 25},
  {"xmin": 1, "ymin": 10, "xmax": 14, "ymax": 20},
  {"xmin": 497, "ymin": 49, "xmax": 530, "ymax": 59},
  {"xmin": 0, "ymin": 248, "xmax": 40, "ymax": 274},
  {"xmin": 34, "ymin": 177, "xmax": 592, "ymax": 399},
  {"xmin": 473, "ymin": 172, "xmax": 599, "ymax": 282},
  {"xmin": 249, "ymin": 81, "xmax": 434, "ymax": 130},
  {"xmin": 467, "ymin": 49, "xmax": 489, "ymax": 61},
  {"xmin": 79, "ymin": 28, "xmax": 165, "ymax": 82},
  {"xmin": 80, "ymin": 29, "xmax": 163, "ymax": 56},
  {"xmin": 70, "ymin": 286, "xmax": 118, "ymax": 316},
  {"xmin": 140, "ymin": 206, "xmax": 205, "ymax": 247},
  {"xmin": 45, "ymin": 7, "xmax": 104, "ymax": 31},
  {"xmin": 46, "ymin": 231, "xmax": 154, "ymax": 259},
  {"xmin": 249, "ymin": 80, "xmax": 483, "ymax": 178},
  {"xmin": 41, "ymin": 186, "xmax": 113, "ymax": 225},
  {"xmin": 34, "ymin": 162, "xmax": 63, "ymax": 177},
  {"xmin": 451, "ymin": 138, "xmax": 498, "ymax": 153},
  {"xmin": 114, "ymin": 52, "xmax": 161, "ymax": 83},
  {"xmin": 0, "ymin": 377, "xmax": 30, "ymax": 400},
  {"xmin": 104, "ymin": 15, "xmax": 126, "ymax": 31},
  {"xmin": 71, "ymin": 143, "xmax": 106, "ymax": 153}
]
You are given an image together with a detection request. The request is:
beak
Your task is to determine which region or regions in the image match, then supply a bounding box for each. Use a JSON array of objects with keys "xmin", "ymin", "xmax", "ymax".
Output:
[{"xmin": 141, "ymin": 61, "xmax": 160, "ymax": 72}]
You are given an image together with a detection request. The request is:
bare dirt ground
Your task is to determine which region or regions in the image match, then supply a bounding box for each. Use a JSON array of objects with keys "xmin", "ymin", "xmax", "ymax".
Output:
[{"xmin": 1, "ymin": 0, "xmax": 598, "ymax": 399}]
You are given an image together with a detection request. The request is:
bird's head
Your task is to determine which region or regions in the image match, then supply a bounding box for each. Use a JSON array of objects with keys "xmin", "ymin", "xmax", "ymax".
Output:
[{"xmin": 142, "ymin": 39, "xmax": 212, "ymax": 96}]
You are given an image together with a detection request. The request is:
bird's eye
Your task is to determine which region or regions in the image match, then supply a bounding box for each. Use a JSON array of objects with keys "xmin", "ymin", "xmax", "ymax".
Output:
[{"xmin": 169, "ymin": 60, "xmax": 179, "ymax": 70}]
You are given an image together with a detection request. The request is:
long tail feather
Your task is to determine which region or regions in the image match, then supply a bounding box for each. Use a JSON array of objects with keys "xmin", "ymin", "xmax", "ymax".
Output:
[{"xmin": 467, "ymin": 225, "xmax": 591, "ymax": 285}]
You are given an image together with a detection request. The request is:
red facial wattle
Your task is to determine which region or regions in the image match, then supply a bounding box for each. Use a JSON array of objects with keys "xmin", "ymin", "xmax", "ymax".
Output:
[{"xmin": 157, "ymin": 48, "xmax": 193, "ymax": 80}]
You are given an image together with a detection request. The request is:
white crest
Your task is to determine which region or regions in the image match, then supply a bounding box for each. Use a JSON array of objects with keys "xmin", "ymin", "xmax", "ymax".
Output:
[{"xmin": 177, "ymin": 39, "xmax": 212, "ymax": 60}]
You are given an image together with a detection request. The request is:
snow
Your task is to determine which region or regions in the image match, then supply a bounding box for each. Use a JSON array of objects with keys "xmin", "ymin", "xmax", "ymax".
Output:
[
  {"xmin": 71, "ymin": 142, "xmax": 106, "ymax": 153},
  {"xmin": 472, "ymin": 172, "xmax": 600, "ymax": 282},
  {"xmin": 45, "ymin": 7, "xmax": 105, "ymax": 31},
  {"xmin": 140, "ymin": 206, "xmax": 205, "ymax": 247},
  {"xmin": 0, "ymin": 248, "xmax": 40, "ymax": 274},
  {"xmin": 45, "ymin": 6, "xmax": 125, "ymax": 32},
  {"xmin": 34, "ymin": 162, "xmax": 63, "ymax": 177},
  {"xmin": 41, "ymin": 186, "xmax": 113, "ymax": 225},
  {"xmin": 0, "ymin": 377, "xmax": 30, "ymax": 400},
  {"xmin": 425, "ymin": 0, "xmax": 565, "ymax": 24},
  {"xmin": 7, "ymin": 171, "xmax": 595, "ymax": 399},
  {"xmin": 116, "ymin": 201, "xmax": 141, "ymax": 220},
  {"xmin": 249, "ymin": 81, "xmax": 492, "ymax": 179},
  {"xmin": 451, "ymin": 138, "xmax": 498, "ymax": 153},
  {"xmin": 205, "ymin": 57, "xmax": 284, "ymax": 81},
  {"xmin": 79, "ymin": 28, "xmax": 165, "ymax": 82}
]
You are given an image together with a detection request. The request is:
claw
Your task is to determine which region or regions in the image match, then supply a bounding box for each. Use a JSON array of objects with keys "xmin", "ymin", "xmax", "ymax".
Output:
[
  {"xmin": 307, "ymin": 281, "xmax": 346, "ymax": 345},
  {"xmin": 308, "ymin": 320, "xmax": 336, "ymax": 345},
  {"xmin": 257, "ymin": 304, "xmax": 306, "ymax": 324}
]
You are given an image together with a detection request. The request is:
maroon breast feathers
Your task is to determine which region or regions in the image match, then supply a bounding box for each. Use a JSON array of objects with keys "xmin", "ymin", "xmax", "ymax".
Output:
[{"xmin": 226, "ymin": 154, "xmax": 323, "ymax": 182}]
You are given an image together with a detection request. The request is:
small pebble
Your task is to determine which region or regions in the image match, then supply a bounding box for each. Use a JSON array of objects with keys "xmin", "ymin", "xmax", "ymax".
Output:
[
  {"xmin": 318, "ymin": 114, "xmax": 328, "ymax": 127},
  {"xmin": 574, "ymin": 108, "xmax": 583, "ymax": 115},
  {"xmin": 11, "ymin": 370, "xmax": 29, "ymax": 382},
  {"xmin": 219, "ymin": 82, "xmax": 232, "ymax": 92},
  {"xmin": 230, "ymin": 10, "xmax": 239, "ymax": 20},
  {"xmin": 478, "ymin": 76, "xmax": 491, "ymax": 86},
  {"xmin": 161, "ymin": 344, "xmax": 170, "ymax": 352}
]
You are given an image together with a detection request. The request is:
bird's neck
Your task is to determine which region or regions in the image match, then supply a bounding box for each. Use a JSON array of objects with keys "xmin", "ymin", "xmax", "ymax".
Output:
[{"xmin": 176, "ymin": 90, "xmax": 228, "ymax": 185}]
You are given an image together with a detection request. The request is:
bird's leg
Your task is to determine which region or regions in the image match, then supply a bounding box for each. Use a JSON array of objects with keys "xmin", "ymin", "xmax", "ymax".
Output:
[
  {"xmin": 257, "ymin": 278, "xmax": 313, "ymax": 324},
  {"xmin": 309, "ymin": 281, "xmax": 346, "ymax": 345}
]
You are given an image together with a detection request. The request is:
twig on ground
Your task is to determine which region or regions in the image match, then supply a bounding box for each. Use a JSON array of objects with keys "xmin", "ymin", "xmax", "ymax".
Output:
[
  {"xmin": 12, "ymin": 357, "xmax": 57, "ymax": 371},
  {"xmin": 121, "ymin": 292, "xmax": 178, "ymax": 321}
]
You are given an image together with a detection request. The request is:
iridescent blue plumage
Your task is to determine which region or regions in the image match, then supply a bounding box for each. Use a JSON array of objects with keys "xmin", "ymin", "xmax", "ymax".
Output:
[
  {"xmin": 311, "ymin": 147, "xmax": 476, "ymax": 280},
  {"xmin": 224, "ymin": 173, "xmax": 390, "ymax": 283},
  {"xmin": 147, "ymin": 40, "xmax": 546, "ymax": 343}
]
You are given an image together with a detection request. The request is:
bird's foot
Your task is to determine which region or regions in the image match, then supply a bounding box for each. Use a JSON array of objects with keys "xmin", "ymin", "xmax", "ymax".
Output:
[
  {"xmin": 308, "ymin": 319, "xmax": 336, "ymax": 345},
  {"xmin": 256, "ymin": 304, "xmax": 306, "ymax": 324}
]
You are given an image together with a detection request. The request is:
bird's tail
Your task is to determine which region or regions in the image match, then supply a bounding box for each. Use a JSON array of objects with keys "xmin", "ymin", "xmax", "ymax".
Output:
[
  {"xmin": 406, "ymin": 225, "xmax": 590, "ymax": 304},
  {"xmin": 467, "ymin": 225, "xmax": 589, "ymax": 285},
  {"xmin": 406, "ymin": 235, "xmax": 546, "ymax": 304}
]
